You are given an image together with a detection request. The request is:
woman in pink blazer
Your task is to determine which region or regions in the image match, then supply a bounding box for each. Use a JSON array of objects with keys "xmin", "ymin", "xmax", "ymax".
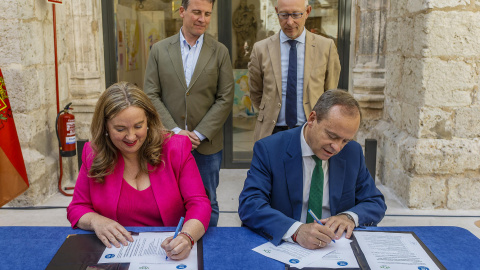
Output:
[{"xmin": 67, "ymin": 81, "xmax": 211, "ymax": 260}]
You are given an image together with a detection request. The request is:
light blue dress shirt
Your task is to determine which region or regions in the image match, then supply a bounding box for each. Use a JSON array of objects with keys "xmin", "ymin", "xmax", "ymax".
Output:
[
  {"xmin": 179, "ymin": 28, "xmax": 204, "ymax": 88},
  {"xmin": 277, "ymin": 28, "xmax": 307, "ymax": 127},
  {"xmin": 172, "ymin": 29, "xmax": 206, "ymax": 141}
]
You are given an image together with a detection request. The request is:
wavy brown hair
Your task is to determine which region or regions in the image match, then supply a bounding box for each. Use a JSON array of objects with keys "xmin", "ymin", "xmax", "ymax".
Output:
[{"xmin": 89, "ymin": 81, "xmax": 170, "ymax": 183}]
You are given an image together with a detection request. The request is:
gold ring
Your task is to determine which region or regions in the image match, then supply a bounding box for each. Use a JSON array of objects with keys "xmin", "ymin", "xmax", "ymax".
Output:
[{"xmin": 318, "ymin": 240, "xmax": 322, "ymax": 247}]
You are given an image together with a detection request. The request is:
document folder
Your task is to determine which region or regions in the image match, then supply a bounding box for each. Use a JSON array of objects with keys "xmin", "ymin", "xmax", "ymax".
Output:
[
  {"xmin": 46, "ymin": 233, "xmax": 204, "ymax": 270},
  {"xmin": 286, "ymin": 231, "xmax": 445, "ymax": 270}
]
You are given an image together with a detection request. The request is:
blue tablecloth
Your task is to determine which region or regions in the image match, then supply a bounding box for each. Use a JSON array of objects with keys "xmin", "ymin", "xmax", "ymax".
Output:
[{"xmin": 1, "ymin": 226, "xmax": 479, "ymax": 270}]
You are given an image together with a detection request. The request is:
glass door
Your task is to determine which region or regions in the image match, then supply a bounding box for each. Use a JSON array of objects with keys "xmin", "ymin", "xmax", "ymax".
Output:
[
  {"xmin": 223, "ymin": 0, "xmax": 343, "ymax": 168},
  {"xmin": 102, "ymin": 0, "xmax": 350, "ymax": 169},
  {"xmin": 112, "ymin": 0, "xmax": 218, "ymax": 88}
]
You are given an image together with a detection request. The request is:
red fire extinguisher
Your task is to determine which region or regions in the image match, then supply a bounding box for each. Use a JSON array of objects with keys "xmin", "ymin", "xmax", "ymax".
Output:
[{"xmin": 56, "ymin": 102, "xmax": 76, "ymax": 157}]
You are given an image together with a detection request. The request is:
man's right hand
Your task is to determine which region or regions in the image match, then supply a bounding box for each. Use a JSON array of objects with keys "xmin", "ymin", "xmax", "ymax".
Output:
[
  {"xmin": 177, "ymin": 130, "xmax": 201, "ymax": 149},
  {"xmin": 294, "ymin": 222, "xmax": 336, "ymax": 250}
]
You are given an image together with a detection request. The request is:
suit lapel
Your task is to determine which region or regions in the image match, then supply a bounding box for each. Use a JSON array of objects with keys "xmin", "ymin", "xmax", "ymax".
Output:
[
  {"xmin": 103, "ymin": 153, "xmax": 125, "ymax": 221},
  {"xmin": 167, "ymin": 34, "xmax": 188, "ymax": 90},
  {"xmin": 189, "ymin": 35, "xmax": 215, "ymax": 90},
  {"xmin": 148, "ymin": 162, "xmax": 172, "ymax": 225},
  {"xmin": 284, "ymin": 128, "xmax": 304, "ymax": 221},
  {"xmin": 267, "ymin": 33, "xmax": 283, "ymax": 100},
  {"xmin": 303, "ymin": 31, "xmax": 315, "ymax": 92},
  {"xmin": 328, "ymin": 155, "xmax": 346, "ymax": 215}
]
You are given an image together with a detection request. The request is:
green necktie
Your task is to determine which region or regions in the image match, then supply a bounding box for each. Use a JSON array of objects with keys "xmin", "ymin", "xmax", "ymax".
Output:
[{"xmin": 306, "ymin": 155, "xmax": 324, "ymax": 223}]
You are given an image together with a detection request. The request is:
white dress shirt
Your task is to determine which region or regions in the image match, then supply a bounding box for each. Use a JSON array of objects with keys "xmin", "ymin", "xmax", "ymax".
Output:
[{"xmin": 282, "ymin": 124, "xmax": 359, "ymax": 242}]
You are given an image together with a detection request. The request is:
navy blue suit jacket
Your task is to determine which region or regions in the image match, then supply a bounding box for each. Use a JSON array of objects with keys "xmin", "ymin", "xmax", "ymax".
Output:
[{"xmin": 238, "ymin": 127, "xmax": 387, "ymax": 245}]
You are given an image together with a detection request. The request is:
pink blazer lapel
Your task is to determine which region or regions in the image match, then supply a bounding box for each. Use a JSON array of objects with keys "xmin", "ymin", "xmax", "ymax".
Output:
[
  {"xmin": 98, "ymin": 154, "xmax": 124, "ymax": 221},
  {"xmin": 148, "ymin": 161, "xmax": 185, "ymax": 227}
]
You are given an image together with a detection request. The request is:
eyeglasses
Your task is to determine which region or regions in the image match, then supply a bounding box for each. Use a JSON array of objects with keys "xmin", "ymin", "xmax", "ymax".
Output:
[{"xmin": 277, "ymin": 12, "xmax": 304, "ymax": 20}]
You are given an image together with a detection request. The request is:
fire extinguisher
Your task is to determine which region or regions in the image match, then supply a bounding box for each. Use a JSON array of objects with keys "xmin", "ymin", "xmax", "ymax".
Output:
[{"xmin": 56, "ymin": 102, "xmax": 76, "ymax": 157}]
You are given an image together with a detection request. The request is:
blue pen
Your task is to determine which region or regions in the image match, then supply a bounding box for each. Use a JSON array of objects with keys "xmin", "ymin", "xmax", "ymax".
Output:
[
  {"xmin": 308, "ymin": 209, "xmax": 335, "ymax": 243},
  {"xmin": 166, "ymin": 216, "xmax": 185, "ymax": 260}
]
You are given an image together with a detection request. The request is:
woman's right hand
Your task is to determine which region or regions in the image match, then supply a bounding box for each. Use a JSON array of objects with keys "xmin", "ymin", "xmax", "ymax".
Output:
[
  {"xmin": 89, "ymin": 214, "xmax": 134, "ymax": 248},
  {"xmin": 161, "ymin": 234, "xmax": 193, "ymax": 260}
]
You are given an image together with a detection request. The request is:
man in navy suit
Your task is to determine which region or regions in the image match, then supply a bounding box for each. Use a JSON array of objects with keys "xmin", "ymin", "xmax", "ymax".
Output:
[{"xmin": 239, "ymin": 90, "xmax": 386, "ymax": 249}]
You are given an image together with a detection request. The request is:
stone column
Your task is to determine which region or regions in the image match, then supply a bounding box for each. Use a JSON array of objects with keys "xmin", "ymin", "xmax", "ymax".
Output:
[
  {"xmin": 63, "ymin": 1, "xmax": 105, "ymax": 140},
  {"xmin": 0, "ymin": 1, "xmax": 63, "ymax": 205},
  {"xmin": 378, "ymin": 0, "xmax": 480, "ymax": 209},
  {"xmin": 0, "ymin": 0, "xmax": 104, "ymax": 206},
  {"xmin": 53, "ymin": 0, "xmax": 105, "ymax": 192},
  {"xmin": 351, "ymin": 0, "xmax": 389, "ymax": 146}
]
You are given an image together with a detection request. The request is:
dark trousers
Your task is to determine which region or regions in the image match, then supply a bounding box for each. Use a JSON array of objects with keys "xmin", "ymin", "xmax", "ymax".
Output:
[{"xmin": 192, "ymin": 149, "xmax": 222, "ymax": 227}]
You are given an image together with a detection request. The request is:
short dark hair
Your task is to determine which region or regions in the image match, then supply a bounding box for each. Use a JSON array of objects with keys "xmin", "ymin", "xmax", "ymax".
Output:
[
  {"xmin": 312, "ymin": 89, "xmax": 362, "ymax": 122},
  {"xmin": 182, "ymin": 0, "xmax": 215, "ymax": 10}
]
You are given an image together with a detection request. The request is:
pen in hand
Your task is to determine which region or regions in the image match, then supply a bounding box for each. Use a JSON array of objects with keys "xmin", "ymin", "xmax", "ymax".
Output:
[
  {"xmin": 166, "ymin": 216, "xmax": 185, "ymax": 260},
  {"xmin": 308, "ymin": 209, "xmax": 335, "ymax": 243}
]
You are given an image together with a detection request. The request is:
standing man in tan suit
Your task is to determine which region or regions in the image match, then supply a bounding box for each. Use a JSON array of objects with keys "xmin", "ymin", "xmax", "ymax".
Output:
[
  {"xmin": 144, "ymin": 0, "xmax": 234, "ymax": 227},
  {"xmin": 249, "ymin": 0, "xmax": 341, "ymax": 141}
]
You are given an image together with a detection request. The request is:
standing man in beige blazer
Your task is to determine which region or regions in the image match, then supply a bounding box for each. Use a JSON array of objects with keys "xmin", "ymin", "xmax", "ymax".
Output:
[
  {"xmin": 144, "ymin": 0, "xmax": 234, "ymax": 227},
  {"xmin": 249, "ymin": 0, "xmax": 341, "ymax": 141}
]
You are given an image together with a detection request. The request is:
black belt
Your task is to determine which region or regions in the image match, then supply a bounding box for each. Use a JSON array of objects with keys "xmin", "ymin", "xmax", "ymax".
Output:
[{"xmin": 272, "ymin": 125, "xmax": 300, "ymax": 134}]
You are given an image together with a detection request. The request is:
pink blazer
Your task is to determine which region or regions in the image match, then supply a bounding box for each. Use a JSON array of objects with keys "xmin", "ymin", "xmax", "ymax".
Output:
[{"xmin": 67, "ymin": 135, "xmax": 211, "ymax": 230}]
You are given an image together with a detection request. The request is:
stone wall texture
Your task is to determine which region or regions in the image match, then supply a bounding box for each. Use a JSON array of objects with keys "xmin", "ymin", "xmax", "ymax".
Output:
[
  {"xmin": 0, "ymin": 0, "xmax": 104, "ymax": 206},
  {"xmin": 351, "ymin": 0, "xmax": 389, "ymax": 147},
  {"xmin": 377, "ymin": 0, "xmax": 480, "ymax": 209},
  {"xmin": 2, "ymin": 0, "xmax": 479, "ymax": 211}
]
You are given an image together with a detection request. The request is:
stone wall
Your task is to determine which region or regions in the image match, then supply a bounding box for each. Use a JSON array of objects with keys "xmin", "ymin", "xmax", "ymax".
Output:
[
  {"xmin": 376, "ymin": 0, "xmax": 480, "ymax": 209},
  {"xmin": 351, "ymin": 0, "xmax": 388, "ymax": 147},
  {"xmin": 0, "ymin": 0, "xmax": 104, "ymax": 206},
  {"xmin": 2, "ymin": 0, "xmax": 479, "ymax": 211}
]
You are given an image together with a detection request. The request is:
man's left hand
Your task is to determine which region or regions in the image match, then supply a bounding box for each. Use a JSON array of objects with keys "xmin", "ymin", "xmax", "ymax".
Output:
[{"xmin": 321, "ymin": 215, "xmax": 355, "ymax": 240}]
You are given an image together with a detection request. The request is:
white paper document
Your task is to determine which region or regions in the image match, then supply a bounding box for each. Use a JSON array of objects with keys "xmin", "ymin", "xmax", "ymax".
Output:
[
  {"xmin": 253, "ymin": 236, "xmax": 359, "ymax": 269},
  {"xmin": 128, "ymin": 261, "xmax": 194, "ymax": 270},
  {"xmin": 353, "ymin": 231, "xmax": 440, "ymax": 270},
  {"xmin": 98, "ymin": 232, "xmax": 198, "ymax": 270},
  {"xmin": 303, "ymin": 236, "xmax": 359, "ymax": 269}
]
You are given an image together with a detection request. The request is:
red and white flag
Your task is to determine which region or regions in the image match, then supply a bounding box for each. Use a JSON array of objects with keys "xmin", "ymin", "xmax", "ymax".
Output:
[{"xmin": 0, "ymin": 68, "xmax": 29, "ymax": 207}]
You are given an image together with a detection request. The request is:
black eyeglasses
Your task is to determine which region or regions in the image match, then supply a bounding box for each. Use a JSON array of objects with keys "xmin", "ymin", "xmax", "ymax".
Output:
[{"xmin": 277, "ymin": 12, "xmax": 304, "ymax": 20}]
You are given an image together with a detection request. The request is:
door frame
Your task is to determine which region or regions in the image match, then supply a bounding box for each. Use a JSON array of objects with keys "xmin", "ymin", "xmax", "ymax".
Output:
[{"xmin": 101, "ymin": 0, "xmax": 351, "ymax": 169}]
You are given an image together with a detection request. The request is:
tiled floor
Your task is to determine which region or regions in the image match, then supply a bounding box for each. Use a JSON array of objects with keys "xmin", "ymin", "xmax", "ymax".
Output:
[{"xmin": 1, "ymin": 169, "xmax": 479, "ymax": 239}]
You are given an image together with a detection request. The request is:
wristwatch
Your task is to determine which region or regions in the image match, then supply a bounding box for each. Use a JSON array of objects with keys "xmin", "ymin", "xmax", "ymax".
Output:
[{"xmin": 336, "ymin": 213, "xmax": 355, "ymax": 224}]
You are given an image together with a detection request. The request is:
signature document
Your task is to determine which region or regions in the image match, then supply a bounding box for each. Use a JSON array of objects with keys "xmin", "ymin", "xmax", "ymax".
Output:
[
  {"xmin": 253, "ymin": 235, "xmax": 358, "ymax": 269},
  {"xmin": 98, "ymin": 232, "xmax": 198, "ymax": 270},
  {"xmin": 354, "ymin": 231, "xmax": 441, "ymax": 270}
]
